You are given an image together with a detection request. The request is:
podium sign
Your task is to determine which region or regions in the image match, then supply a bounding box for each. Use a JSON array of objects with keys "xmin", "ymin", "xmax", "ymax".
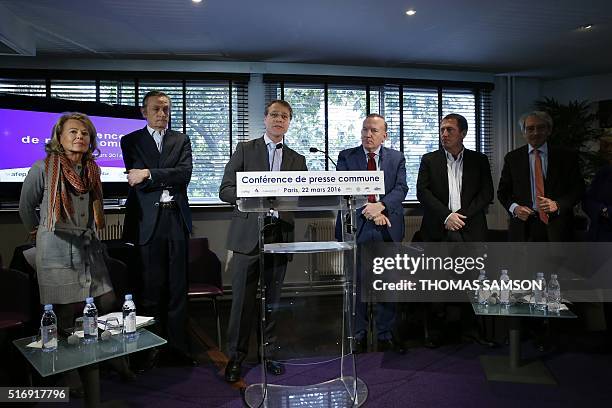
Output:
[{"xmin": 237, "ymin": 170, "xmax": 385, "ymax": 197}]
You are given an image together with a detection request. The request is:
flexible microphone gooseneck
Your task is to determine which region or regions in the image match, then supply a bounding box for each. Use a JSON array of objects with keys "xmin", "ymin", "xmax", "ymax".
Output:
[{"xmin": 309, "ymin": 147, "xmax": 337, "ymax": 168}]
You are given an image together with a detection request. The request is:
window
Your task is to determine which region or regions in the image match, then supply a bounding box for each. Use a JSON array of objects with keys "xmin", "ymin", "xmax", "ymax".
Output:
[
  {"xmin": 283, "ymin": 85, "xmax": 326, "ymax": 170},
  {"xmin": 50, "ymin": 79, "xmax": 97, "ymax": 102},
  {"xmin": 0, "ymin": 73, "xmax": 249, "ymax": 204},
  {"xmin": 99, "ymin": 80, "xmax": 136, "ymax": 106},
  {"xmin": 0, "ymin": 78, "xmax": 46, "ymax": 97},
  {"xmin": 185, "ymin": 81, "xmax": 249, "ymax": 203},
  {"xmin": 265, "ymin": 77, "xmax": 493, "ymax": 201},
  {"xmin": 403, "ymin": 88, "xmax": 440, "ymax": 199}
]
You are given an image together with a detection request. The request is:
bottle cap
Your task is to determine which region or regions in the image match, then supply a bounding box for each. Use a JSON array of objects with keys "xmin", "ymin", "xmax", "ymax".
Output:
[
  {"xmin": 86, "ymin": 297, "xmax": 94, "ymax": 304},
  {"xmin": 125, "ymin": 294, "xmax": 132, "ymax": 301},
  {"xmin": 44, "ymin": 304, "xmax": 53, "ymax": 311}
]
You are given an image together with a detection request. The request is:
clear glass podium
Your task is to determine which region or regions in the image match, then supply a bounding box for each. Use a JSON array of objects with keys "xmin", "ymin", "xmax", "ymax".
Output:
[{"xmin": 237, "ymin": 195, "xmax": 369, "ymax": 407}]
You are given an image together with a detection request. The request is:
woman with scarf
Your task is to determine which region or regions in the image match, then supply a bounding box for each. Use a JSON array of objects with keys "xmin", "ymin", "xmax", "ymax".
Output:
[
  {"xmin": 20, "ymin": 111, "xmax": 113, "ymax": 323},
  {"xmin": 19, "ymin": 112, "xmax": 134, "ymax": 389}
]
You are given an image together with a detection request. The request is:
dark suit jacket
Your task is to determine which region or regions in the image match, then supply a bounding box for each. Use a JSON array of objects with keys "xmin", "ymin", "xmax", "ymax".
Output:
[
  {"xmin": 121, "ymin": 127, "xmax": 193, "ymax": 245},
  {"xmin": 497, "ymin": 144, "xmax": 585, "ymax": 241},
  {"xmin": 334, "ymin": 146, "xmax": 408, "ymax": 244},
  {"xmin": 219, "ymin": 137, "xmax": 308, "ymax": 254},
  {"xmin": 417, "ymin": 148, "xmax": 493, "ymax": 242}
]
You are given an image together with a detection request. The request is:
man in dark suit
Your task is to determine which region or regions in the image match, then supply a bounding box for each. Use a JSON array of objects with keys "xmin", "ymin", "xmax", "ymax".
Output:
[
  {"xmin": 121, "ymin": 90, "xmax": 193, "ymax": 363},
  {"xmin": 498, "ymin": 111, "xmax": 585, "ymax": 242},
  {"xmin": 335, "ymin": 113, "xmax": 408, "ymax": 353},
  {"xmin": 415, "ymin": 114, "xmax": 493, "ymax": 348},
  {"xmin": 219, "ymin": 100, "xmax": 307, "ymax": 383},
  {"xmin": 417, "ymin": 113, "xmax": 494, "ymax": 242}
]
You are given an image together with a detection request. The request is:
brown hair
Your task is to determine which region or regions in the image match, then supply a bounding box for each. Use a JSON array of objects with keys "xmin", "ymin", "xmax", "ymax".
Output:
[
  {"xmin": 265, "ymin": 99, "xmax": 293, "ymax": 120},
  {"xmin": 45, "ymin": 112, "xmax": 99, "ymax": 161},
  {"xmin": 442, "ymin": 113, "xmax": 468, "ymax": 133},
  {"xmin": 142, "ymin": 90, "xmax": 171, "ymax": 108}
]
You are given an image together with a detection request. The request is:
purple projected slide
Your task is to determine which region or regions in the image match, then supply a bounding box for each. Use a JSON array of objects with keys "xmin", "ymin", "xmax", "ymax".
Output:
[{"xmin": 0, "ymin": 108, "xmax": 146, "ymax": 182}]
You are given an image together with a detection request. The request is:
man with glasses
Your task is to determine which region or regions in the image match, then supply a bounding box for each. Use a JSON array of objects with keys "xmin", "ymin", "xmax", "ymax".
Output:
[
  {"xmin": 498, "ymin": 111, "xmax": 584, "ymax": 242},
  {"xmin": 219, "ymin": 100, "xmax": 307, "ymax": 383}
]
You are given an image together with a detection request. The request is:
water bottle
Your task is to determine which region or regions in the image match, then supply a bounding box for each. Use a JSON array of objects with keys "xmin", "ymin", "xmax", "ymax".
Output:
[
  {"xmin": 40, "ymin": 304, "xmax": 57, "ymax": 352},
  {"xmin": 477, "ymin": 270, "xmax": 489, "ymax": 305},
  {"xmin": 83, "ymin": 297, "xmax": 98, "ymax": 344},
  {"xmin": 547, "ymin": 274, "xmax": 561, "ymax": 313},
  {"xmin": 474, "ymin": 270, "xmax": 486, "ymax": 301},
  {"xmin": 122, "ymin": 294, "xmax": 137, "ymax": 340},
  {"xmin": 533, "ymin": 272, "xmax": 547, "ymax": 311},
  {"xmin": 499, "ymin": 269, "xmax": 511, "ymax": 307}
]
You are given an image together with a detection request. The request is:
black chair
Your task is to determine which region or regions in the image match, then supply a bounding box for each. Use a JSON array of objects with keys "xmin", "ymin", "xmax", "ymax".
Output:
[
  {"xmin": 0, "ymin": 267, "xmax": 31, "ymax": 332},
  {"xmin": 187, "ymin": 237, "xmax": 223, "ymax": 348},
  {"xmin": 0, "ymin": 266, "xmax": 33, "ymax": 386}
]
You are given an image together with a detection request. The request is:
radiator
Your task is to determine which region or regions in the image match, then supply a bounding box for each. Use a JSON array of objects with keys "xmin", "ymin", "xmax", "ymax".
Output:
[
  {"xmin": 97, "ymin": 222, "xmax": 124, "ymax": 241},
  {"xmin": 307, "ymin": 219, "xmax": 344, "ymax": 279},
  {"xmin": 404, "ymin": 216, "xmax": 422, "ymax": 242},
  {"xmin": 306, "ymin": 216, "xmax": 423, "ymax": 278}
]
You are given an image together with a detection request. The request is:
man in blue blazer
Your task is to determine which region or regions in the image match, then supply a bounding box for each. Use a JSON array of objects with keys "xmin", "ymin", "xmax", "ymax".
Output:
[
  {"xmin": 121, "ymin": 91, "xmax": 193, "ymax": 364},
  {"xmin": 335, "ymin": 113, "xmax": 408, "ymax": 353}
]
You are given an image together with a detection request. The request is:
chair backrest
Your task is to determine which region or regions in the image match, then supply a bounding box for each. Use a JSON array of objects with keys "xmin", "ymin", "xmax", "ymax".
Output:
[
  {"xmin": 105, "ymin": 256, "xmax": 129, "ymax": 305},
  {"xmin": 188, "ymin": 237, "xmax": 223, "ymax": 289},
  {"xmin": 0, "ymin": 267, "xmax": 32, "ymax": 322}
]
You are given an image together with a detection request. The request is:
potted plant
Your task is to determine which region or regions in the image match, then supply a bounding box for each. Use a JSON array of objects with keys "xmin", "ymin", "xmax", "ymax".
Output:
[{"xmin": 534, "ymin": 97, "xmax": 607, "ymax": 182}]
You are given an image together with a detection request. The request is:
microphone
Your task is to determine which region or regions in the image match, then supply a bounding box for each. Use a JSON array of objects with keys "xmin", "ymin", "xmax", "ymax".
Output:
[
  {"xmin": 270, "ymin": 143, "xmax": 283, "ymax": 171},
  {"xmin": 309, "ymin": 147, "xmax": 337, "ymax": 168}
]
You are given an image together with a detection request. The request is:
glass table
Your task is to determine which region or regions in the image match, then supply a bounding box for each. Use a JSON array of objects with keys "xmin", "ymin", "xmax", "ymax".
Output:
[
  {"xmin": 14, "ymin": 329, "xmax": 166, "ymax": 407},
  {"xmin": 471, "ymin": 302, "xmax": 576, "ymax": 384}
]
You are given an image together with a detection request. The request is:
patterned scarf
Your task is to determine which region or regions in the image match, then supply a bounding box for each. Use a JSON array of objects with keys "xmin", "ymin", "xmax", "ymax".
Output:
[{"xmin": 44, "ymin": 153, "xmax": 105, "ymax": 231}]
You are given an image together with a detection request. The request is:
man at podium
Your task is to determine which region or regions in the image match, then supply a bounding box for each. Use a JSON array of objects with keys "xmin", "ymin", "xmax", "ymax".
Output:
[
  {"xmin": 219, "ymin": 100, "xmax": 308, "ymax": 383},
  {"xmin": 335, "ymin": 114, "xmax": 408, "ymax": 353}
]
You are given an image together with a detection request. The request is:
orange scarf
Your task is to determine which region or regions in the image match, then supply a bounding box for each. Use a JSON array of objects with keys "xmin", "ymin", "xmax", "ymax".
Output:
[{"xmin": 44, "ymin": 153, "xmax": 105, "ymax": 231}]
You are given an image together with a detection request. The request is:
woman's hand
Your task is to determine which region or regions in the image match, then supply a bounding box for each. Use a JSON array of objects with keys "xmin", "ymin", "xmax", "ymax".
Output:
[{"xmin": 29, "ymin": 227, "xmax": 38, "ymax": 242}]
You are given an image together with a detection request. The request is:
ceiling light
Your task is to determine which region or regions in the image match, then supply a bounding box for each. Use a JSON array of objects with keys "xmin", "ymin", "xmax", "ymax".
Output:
[
  {"xmin": 578, "ymin": 24, "xmax": 593, "ymax": 31},
  {"xmin": 192, "ymin": 0, "xmax": 202, "ymax": 3},
  {"xmin": 405, "ymin": 9, "xmax": 416, "ymax": 16}
]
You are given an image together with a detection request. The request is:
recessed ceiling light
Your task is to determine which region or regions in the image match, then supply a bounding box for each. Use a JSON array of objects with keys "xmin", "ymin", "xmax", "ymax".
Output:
[
  {"xmin": 192, "ymin": 0, "xmax": 203, "ymax": 3},
  {"xmin": 578, "ymin": 24, "xmax": 593, "ymax": 31},
  {"xmin": 405, "ymin": 9, "xmax": 416, "ymax": 16}
]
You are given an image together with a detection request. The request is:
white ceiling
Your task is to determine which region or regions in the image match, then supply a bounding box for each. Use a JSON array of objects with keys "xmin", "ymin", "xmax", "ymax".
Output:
[{"xmin": 1, "ymin": 0, "xmax": 611, "ymax": 78}]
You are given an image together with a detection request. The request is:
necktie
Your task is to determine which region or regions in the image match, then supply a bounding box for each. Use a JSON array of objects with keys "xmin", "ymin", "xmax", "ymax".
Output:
[
  {"xmin": 367, "ymin": 152, "xmax": 376, "ymax": 203},
  {"xmin": 269, "ymin": 143, "xmax": 281, "ymax": 171},
  {"xmin": 153, "ymin": 131, "xmax": 163, "ymax": 152},
  {"xmin": 534, "ymin": 149, "xmax": 548, "ymax": 224}
]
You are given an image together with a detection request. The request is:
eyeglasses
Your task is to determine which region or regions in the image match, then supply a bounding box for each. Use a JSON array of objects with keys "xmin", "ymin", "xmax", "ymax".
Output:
[
  {"xmin": 525, "ymin": 124, "xmax": 548, "ymax": 133},
  {"xmin": 268, "ymin": 112, "xmax": 290, "ymax": 121}
]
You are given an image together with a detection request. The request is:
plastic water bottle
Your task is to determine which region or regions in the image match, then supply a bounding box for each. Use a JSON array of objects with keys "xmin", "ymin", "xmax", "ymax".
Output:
[
  {"xmin": 40, "ymin": 304, "xmax": 57, "ymax": 352},
  {"xmin": 477, "ymin": 270, "xmax": 489, "ymax": 305},
  {"xmin": 499, "ymin": 269, "xmax": 511, "ymax": 307},
  {"xmin": 533, "ymin": 272, "xmax": 547, "ymax": 311},
  {"xmin": 122, "ymin": 294, "xmax": 137, "ymax": 340},
  {"xmin": 547, "ymin": 274, "xmax": 561, "ymax": 313},
  {"xmin": 83, "ymin": 297, "xmax": 99, "ymax": 344},
  {"xmin": 474, "ymin": 270, "xmax": 486, "ymax": 302}
]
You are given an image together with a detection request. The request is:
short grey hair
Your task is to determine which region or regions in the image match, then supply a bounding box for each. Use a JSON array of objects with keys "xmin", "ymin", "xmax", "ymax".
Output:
[{"xmin": 519, "ymin": 111, "xmax": 553, "ymax": 133}]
